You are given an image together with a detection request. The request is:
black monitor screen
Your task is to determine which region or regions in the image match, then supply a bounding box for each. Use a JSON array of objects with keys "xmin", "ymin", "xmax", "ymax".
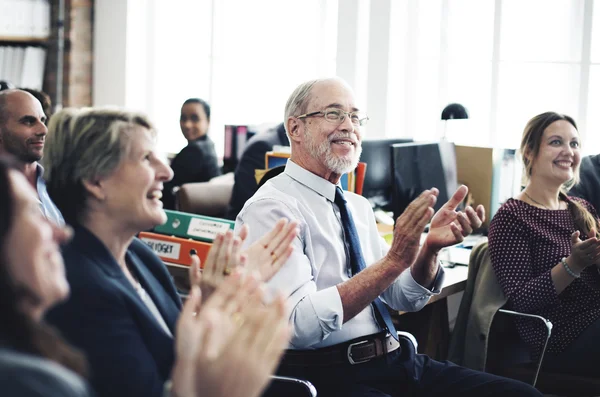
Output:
[
  {"xmin": 391, "ymin": 141, "xmax": 458, "ymax": 220},
  {"xmin": 360, "ymin": 138, "xmax": 412, "ymax": 209}
]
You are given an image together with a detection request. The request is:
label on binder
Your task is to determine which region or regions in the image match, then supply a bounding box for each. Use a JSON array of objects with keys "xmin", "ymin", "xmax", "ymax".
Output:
[
  {"xmin": 187, "ymin": 218, "xmax": 231, "ymax": 240},
  {"xmin": 140, "ymin": 237, "xmax": 181, "ymax": 261}
]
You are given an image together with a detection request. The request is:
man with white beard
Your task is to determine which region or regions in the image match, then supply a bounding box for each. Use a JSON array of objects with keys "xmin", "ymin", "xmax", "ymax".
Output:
[{"xmin": 235, "ymin": 77, "xmax": 541, "ymax": 397}]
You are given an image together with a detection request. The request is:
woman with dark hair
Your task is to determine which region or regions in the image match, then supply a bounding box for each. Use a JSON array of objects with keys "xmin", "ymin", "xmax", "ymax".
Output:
[
  {"xmin": 163, "ymin": 98, "xmax": 221, "ymax": 209},
  {"xmin": 488, "ymin": 112, "xmax": 600, "ymax": 377},
  {"xmin": 0, "ymin": 154, "xmax": 90, "ymax": 396}
]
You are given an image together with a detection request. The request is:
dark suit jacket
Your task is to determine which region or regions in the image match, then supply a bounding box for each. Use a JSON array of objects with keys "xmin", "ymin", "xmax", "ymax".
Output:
[
  {"xmin": 569, "ymin": 154, "xmax": 600, "ymax": 214},
  {"xmin": 46, "ymin": 226, "xmax": 182, "ymax": 397},
  {"xmin": 225, "ymin": 123, "xmax": 289, "ymax": 220},
  {"xmin": 163, "ymin": 135, "xmax": 221, "ymax": 209},
  {"xmin": 0, "ymin": 347, "xmax": 92, "ymax": 397}
]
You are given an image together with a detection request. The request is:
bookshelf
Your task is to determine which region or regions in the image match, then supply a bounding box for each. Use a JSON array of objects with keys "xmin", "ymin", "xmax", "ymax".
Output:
[
  {"xmin": 0, "ymin": 0, "xmax": 51, "ymax": 92},
  {"xmin": 0, "ymin": 36, "xmax": 48, "ymax": 44}
]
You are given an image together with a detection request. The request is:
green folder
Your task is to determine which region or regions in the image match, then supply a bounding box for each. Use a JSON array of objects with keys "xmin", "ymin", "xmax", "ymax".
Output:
[{"xmin": 154, "ymin": 210, "xmax": 235, "ymax": 242}]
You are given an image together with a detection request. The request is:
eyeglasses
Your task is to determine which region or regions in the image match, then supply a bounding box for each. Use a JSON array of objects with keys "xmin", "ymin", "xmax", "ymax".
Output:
[{"xmin": 296, "ymin": 107, "xmax": 369, "ymax": 127}]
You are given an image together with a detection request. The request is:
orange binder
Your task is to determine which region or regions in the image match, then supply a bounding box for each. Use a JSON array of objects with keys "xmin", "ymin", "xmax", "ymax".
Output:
[
  {"xmin": 355, "ymin": 162, "xmax": 366, "ymax": 196},
  {"xmin": 139, "ymin": 232, "xmax": 212, "ymax": 267}
]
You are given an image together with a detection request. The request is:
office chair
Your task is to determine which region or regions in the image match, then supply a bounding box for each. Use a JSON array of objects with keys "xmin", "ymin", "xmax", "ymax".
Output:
[
  {"xmin": 176, "ymin": 173, "xmax": 234, "ymax": 218},
  {"xmin": 450, "ymin": 242, "xmax": 600, "ymax": 396},
  {"xmin": 257, "ymin": 165, "xmax": 286, "ymax": 189},
  {"xmin": 263, "ymin": 375, "xmax": 317, "ymax": 397}
]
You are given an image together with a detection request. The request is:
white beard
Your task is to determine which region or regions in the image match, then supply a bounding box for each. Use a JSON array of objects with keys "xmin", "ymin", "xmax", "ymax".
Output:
[{"xmin": 303, "ymin": 128, "xmax": 362, "ymax": 175}]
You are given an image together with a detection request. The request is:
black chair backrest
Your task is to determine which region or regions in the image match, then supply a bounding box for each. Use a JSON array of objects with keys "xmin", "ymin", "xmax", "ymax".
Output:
[
  {"xmin": 258, "ymin": 165, "xmax": 286, "ymax": 189},
  {"xmin": 486, "ymin": 311, "xmax": 533, "ymax": 371}
]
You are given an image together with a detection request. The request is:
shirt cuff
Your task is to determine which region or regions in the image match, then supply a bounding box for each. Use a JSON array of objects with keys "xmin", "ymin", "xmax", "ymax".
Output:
[
  {"xmin": 308, "ymin": 285, "xmax": 344, "ymax": 333},
  {"xmin": 400, "ymin": 264, "xmax": 446, "ymax": 298}
]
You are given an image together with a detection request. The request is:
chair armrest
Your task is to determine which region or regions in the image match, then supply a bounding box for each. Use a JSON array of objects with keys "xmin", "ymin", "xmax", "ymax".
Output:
[
  {"xmin": 263, "ymin": 375, "xmax": 317, "ymax": 397},
  {"xmin": 497, "ymin": 309, "xmax": 553, "ymax": 387}
]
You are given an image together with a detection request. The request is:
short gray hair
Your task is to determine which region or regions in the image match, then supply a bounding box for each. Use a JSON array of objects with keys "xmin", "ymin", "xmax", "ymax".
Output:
[
  {"xmin": 285, "ymin": 78, "xmax": 342, "ymax": 135},
  {"xmin": 43, "ymin": 107, "xmax": 156, "ymax": 224}
]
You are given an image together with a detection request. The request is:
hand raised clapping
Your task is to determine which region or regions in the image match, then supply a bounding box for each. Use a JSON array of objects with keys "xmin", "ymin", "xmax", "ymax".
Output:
[
  {"xmin": 568, "ymin": 228, "xmax": 600, "ymax": 273},
  {"xmin": 189, "ymin": 219, "xmax": 298, "ymax": 300},
  {"xmin": 173, "ymin": 270, "xmax": 291, "ymax": 397},
  {"xmin": 424, "ymin": 185, "xmax": 485, "ymax": 252}
]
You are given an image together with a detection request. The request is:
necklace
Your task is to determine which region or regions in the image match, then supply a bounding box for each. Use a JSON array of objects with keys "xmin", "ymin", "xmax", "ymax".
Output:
[{"xmin": 523, "ymin": 191, "xmax": 557, "ymax": 210}]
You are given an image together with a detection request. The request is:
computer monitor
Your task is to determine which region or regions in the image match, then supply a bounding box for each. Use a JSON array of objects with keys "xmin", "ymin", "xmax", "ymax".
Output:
[
  {"xmin": 360, "ymin": 138, "xmax": 413, "ymax": 210},
  {"xmin": 391, "ymin": 141, "xmax": 458, "ymax": 220}
]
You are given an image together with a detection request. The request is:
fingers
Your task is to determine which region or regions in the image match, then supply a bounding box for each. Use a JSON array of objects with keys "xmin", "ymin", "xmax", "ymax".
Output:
[
  {"xmin": 455, "ymin": 212, "xmax": 473, "ymax": 237},
  {"xmin": 242, "ymin": 293, "xmax": 289, "ymax": 356},
  {"xmin": 257, "ymin": 218, "xmax": 287, "ymax": 248},
  {"xmin": 267, "ymin": 220, "xmax": 298, "ymax": 257},
  {"xmin": 589, "ymin": 227, "xmax": 598, "ymax": 240},
  {"xmin": 443, "ymin": 185, "xmax": 468, "ymax": 211},
  {"xmin": 450, "ymin": 223, "xmax": 465, "ymax": 243},
  {"xmin": 396, "ymin": 189, "xmax": 436, "ymax": 231},
  {"xmin": 465, "ymin": 206, "xmax": 483, "ymax": 230},
  {"xmin": 188, "ymin": 254, "xmax": 202, "ymax": 286},
  {"xmin": 180, "ymin": 285, "xmax": 202, "ymax": 321},
  {"xmin": 571, "ymin": 230, "xmax": 582, "ymax": 246},
  {"xmin": 202, "ymin": 233, "xmax": 221, "ymax": 278},
  {"xmin": 267, "ymin": 221, "xmax": 298, "ymax": 265},
  {"xmin": 476, "ymin": 204, "xmax": 486, "ymax": 224},
  {"xmin": 214, "ymin": 231, "xmax": 235, "ymax": 277},
  {"xmin": 238, "ymin": 224, "xmax": 249, "ymax": 243}
]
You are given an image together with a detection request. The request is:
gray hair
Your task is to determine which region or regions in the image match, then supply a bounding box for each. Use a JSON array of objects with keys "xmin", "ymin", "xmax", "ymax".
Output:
[
  {"xmin": 43, "ymin": 107, "xmax": 156, "ymax": 224},
  {"xmin": 284, "ymin": 77, "xmax": 345, "ymax": 135}
]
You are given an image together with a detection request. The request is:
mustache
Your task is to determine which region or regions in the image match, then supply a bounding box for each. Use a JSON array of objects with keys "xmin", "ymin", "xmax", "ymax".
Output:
[{"xmin": 328, "ymin": 133, "xmax": 358, "ymax": 145}]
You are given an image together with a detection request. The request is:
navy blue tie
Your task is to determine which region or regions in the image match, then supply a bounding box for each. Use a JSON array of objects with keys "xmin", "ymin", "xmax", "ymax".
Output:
[{"xmin": 334, "ymin": 186, "xmax": 399, "ymax": 341}]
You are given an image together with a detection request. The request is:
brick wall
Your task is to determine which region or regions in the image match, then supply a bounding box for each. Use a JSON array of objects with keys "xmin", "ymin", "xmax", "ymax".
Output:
[{"xmin": 44, "ymin": 0, "xmax": 93, "ymax": 110}]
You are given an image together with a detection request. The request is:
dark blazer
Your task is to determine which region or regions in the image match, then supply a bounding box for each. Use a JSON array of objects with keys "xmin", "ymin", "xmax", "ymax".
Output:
[
  {"xmin": 163, "ymin": 135, "xmax": 221, "ymax": 209},
  {"xmin": 0, "ymin": 347, "xmax": 92, "ymax": 397},
  {"xmin": 225, "ymin": 123, "xmax": 289, "ymax": 220},
  {"xmin": 569, "ymin": 154, "xmax": 600, "ymax": 214},
  {"xmin": 46, "ymin": 226, "xmax": 182, "ymax": 397}
]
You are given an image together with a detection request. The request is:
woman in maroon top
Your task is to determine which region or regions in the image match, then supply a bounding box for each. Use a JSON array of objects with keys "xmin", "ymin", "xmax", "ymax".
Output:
[{"xmin": 488, "ymin": 112, "xmax": 600, "ymax": 377}]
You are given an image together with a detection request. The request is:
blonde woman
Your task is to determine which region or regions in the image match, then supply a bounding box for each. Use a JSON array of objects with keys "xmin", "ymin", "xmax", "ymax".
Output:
[{"xmin": 42, "ymin": 108, "xmax": 297, "ymax": 397}]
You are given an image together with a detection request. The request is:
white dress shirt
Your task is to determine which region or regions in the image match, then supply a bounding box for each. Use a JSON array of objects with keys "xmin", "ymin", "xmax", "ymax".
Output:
[
  {"xmin": 236, "ymin": 160, "xmax": 445, "ymax": 349},
  {"xmin": 36, "ymin": 163, "xmax": 64, "ymax": 226}
]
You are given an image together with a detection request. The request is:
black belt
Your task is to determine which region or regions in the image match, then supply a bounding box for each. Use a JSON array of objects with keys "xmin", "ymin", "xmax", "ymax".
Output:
[{"xmin": 281, "ymin": 332, "xmax": 400, "ymax": 366}]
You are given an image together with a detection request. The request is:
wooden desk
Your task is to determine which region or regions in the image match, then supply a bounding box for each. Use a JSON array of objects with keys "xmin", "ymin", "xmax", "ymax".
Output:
[{"xmin": 391, "ymin": 265, "xmax": 468, "ymax": 361}]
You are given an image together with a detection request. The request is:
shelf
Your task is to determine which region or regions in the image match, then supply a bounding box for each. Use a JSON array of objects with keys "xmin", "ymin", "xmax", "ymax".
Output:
[{"xmin": 0, "ymin": 36, "xmax": 49, "ymax": 44}]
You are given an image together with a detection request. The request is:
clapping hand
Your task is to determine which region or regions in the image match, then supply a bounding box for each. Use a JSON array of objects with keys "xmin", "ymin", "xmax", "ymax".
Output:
[
  {"xmin": 173, "ymin": 270, "xmax": 289, "ymax": 397},
  {"xmin": 569, "ymin": 228, "xmax": 600, "ymax": 273},
  {"xmin": 424, "ymin": 185, "xmax": 485, "ymax": 252},
  {"xmin": 239, "ymin": 218, "xmax": 298, "ymax": 281},
  {"xmin": 193, "ymin": 289, "xmax": 291, "ymax": 397},
  {"xmin": 189, "ymin": 230, "xmax": 245, "ymax": 300},
  {"xmin": 387, "ymin": 189, "xmax": 438, "ymax": 265}
]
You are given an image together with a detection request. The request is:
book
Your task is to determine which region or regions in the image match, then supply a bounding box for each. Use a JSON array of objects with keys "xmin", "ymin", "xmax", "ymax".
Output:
[
  {"xmin": 139, "ymin": 231, "xmax": 212, "ymax": 267},
  {"xmin": 154, "ymin": 209, "xmax": 234, "ymax": 242}
]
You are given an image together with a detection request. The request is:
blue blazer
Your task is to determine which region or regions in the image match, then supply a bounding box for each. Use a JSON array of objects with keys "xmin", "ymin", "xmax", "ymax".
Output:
[{"xmin": 46, "ymin": 225, "xmax": 182, "ymax": 397}]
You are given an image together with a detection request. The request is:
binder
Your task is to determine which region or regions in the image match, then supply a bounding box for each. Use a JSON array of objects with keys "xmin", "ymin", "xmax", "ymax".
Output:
[
  {"xmin": 154, "ymin": 210, "xmax": 234, "ymax": 242},
  {"xmin": 139, "ymin": 232, "xmax": 212, "ymax": 267}
]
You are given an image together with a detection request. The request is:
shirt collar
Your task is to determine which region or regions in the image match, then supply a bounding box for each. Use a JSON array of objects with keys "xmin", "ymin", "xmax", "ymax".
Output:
[
  {"xmin": 35, "ymin": 162, "xmax": 44, "ymax": 178},
  {"xmin": 284, "ymin": 160, "xmax": 340, "ymax": 202}
]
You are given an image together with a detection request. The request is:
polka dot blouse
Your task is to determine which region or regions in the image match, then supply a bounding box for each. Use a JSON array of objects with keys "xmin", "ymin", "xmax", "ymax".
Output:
[{"xmin": 488, "ymin": 197, "xmax": 600, "ymax": 354}]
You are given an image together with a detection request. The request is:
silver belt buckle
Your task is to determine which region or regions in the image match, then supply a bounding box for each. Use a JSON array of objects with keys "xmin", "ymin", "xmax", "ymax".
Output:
[{"xmin": 346, "ymin": 340, "xmax": 371, "ymax": 365}]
